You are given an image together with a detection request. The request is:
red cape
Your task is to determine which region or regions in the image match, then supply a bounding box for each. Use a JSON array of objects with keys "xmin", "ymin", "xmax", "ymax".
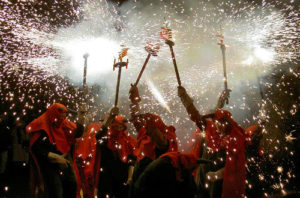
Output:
[
  {"xmin": 189, "ymin": 127, "xmax": 203, "ymax": 158},
  {"xmin": 190, "ymin": 109, "xmax": 250, "ymax": 198},
  {"xmin": 245, "ymin": 125, "xmax": 264, "ymax": 156},
  {"xmin": 135, "ymin": 113, "xmax": 178, "ymax": 161},
  {"xmin": 210, "ymin": 109, "xmax": 249, "ymax": 198},
  {"xmin": 160, "ymin": 151, "xmax": 198, "ymax": 181},
  {"xmin": 106, "ymin": 127, "xmax": 137, "ymax": 163},
  {"xmin": 75, "ymin": 122, "xmax": 102, "ymax": 198},
  {"xmin": 26, "ymin": 103, "xmax": 78, "ymax": 196}
]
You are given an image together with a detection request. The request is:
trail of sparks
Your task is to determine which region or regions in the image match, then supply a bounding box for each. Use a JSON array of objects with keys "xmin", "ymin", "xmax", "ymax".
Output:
[{"xmin": 146, "ymin": 78, "xmax": 172, "ymax": 113}]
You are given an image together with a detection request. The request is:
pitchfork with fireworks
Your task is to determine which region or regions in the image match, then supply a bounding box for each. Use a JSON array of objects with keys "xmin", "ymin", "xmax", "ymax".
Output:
[
  {"xmin": 82, "ymin": 53, "xmax": 89, "ymax": 99},
  {"xmin": 113, "ymin": 47, "xmax": 129, "ymax": 107},
  {"xmin": 161, "ymin": 25, "xmax": 182, "ymax": 86},
  {"xmin": 217, "ymin": 30, "xmax": 231, "ymax": 104},
  {"xmin": 133, "ymin": 42, "xmax": 160, "ymax": 87}
]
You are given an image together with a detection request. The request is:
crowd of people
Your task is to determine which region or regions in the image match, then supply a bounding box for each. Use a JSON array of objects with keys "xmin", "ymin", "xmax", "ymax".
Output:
[{"xmin": 20, "ymin": 81, "xmax": 265, "ymax": 198}]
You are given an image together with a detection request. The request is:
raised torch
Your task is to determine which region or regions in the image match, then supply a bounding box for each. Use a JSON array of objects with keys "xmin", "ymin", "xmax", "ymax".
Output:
[
  {"xmin": 82, "ymin": 53, "xmax": 89, "ymax": 100},
  {"xmin": 161, "ymin": 26, "xmax": 182, "ymax": 86},
  {"xmin": 217, "ymin": 33, "xmax": 230, "ymax": 104},
  {"xmin": 134, "ymin": 42, "xmax": 159, "ymax": 86},
  {"xmin": 113, "ymin": 47, "xmax": 129, "ymax": 107}
]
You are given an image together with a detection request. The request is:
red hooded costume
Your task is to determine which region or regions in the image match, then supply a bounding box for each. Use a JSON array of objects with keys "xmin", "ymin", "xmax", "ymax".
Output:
[
  {"xmin": 135, "ymin": 113, "xmax": 178, "ymax": 161},
  {"xmin": 26, "ymin": 103, "xmax": 78, "ymax": 196},
  {"xmin": 190, "ymin": 109, "xmax": 251, "ymax": 198},
  {"xmin": 75, "ymin": 122, "xmax": 102, "ymax": 198},
  {"xmin": 160, "ymin": 151, "xmax": 199, "ymax": 182},
  {"xmin": 106, "ymin": 115, "xmax": 137, "ymax": 163},
  {"xmin": 245, "ymin": 125, "xmax": 264, "ymax": 156},
  {"xmin": 96, "ymin": 115, "xmax": 137, "ymax": 198}
]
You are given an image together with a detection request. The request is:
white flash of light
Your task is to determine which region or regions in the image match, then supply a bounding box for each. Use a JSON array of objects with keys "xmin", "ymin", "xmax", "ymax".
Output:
[
  {"xmin": 242, "ymin": 56, "xmax": 254, "ymax": 66},
  {"xmin": 254, "ymin": 47, "xmax": 275, "ymax": 63},
  {"xmin": 53, "ymin": 37, "xmax": 120, "ymax": 74}
]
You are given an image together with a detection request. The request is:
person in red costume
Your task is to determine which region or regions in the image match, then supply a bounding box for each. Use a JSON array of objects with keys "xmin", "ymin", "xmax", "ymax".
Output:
[
  {"xmin": 95, "ymin": 107, "xmax": 137, "ymax": 198},
  {"xmin": 128, "ymin": 84, "xmax": 178, "ymax": 197},
  {"xmin": 245, "ymin": 125, "xmax": 264, "ymax": 157},
  {"xmin": 26, "ymin": 103, "xmax": 86, "ymax": 198},
  {"xmin": 133, "ymin": 151, "xmax": 205, "ymax": 198},
  {"xmin": 75, "ymin": 122, "xmax": 102, "ymax": 198},
  {"xmin": 178, "ymin": 86, "xmax": 250, "ymax": 198},
  {"xmin": 186, "ymin": 91, "xmax": 230, "ymax": 198},
  {"xmin": 244, "ymin": 123, "xmax": 265, "ymax": 197}
]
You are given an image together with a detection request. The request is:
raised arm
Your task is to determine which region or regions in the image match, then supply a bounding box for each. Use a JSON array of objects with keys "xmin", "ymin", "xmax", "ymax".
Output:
[
  {"xmin": 128, "ymin": 84, "xmax": 144, "ymax": 131},
  {"xmin": 177, "ymin": 86, "xmax": 205, "ymax": 129},
  {"xmin": 95, "ymin": 106, "xmax": 119, "ymax": 142},
  {"xmin": 74, "ymin": 104, "xmax": 88, "ymax": 138},
  {"xmin": 215, "ymin": 89, "xmax": 231, "ymax": 110}
]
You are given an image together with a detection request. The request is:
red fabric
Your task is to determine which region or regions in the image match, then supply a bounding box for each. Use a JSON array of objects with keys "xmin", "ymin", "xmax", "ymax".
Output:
[
  {"xmin": 135, "ymin": 113, "xmax": 178, "ymax": 161},
  {"xmin": 106, "ymin": 116, "xmax": 137, "ymax": 163},
  {"xmin": 245, "ymin": 125, "xmax": 264, "ymax": 157},
  {"xmin": 245, "ymin": 125, "xmax": 259, "ymax": 137},
  {"xmin": 205, "ymin": 109, "xmax": 247, "ymax": 198},
  {"xmin": 75, "ymin": 122, "xmax": 102, "ymax": 198},
  {"xmin": 259, "ymin": 147, "xmax": 264, "ymax": 157},
  {"xmin": 25, "ymin": 103, "xmax": 78, "ymax": 196},
  {"xmin": 189, "ymin": 127, "xmax": 203, "ymax": 158},
  {"xmin": 160, "ymin": 151, "xmax": 198, "ymax": 181},
  {"xmin": 93, "ymin": 146, "xmax": 101, "ymax": 189},
  {"xmin": 106, "ymin": 130, "xmax": 137, "ymax": 163},
  {"xmin": 26, "ymin": 103, "xmax": 77, "ymax": 154},
  {"xmin": 110, "ymin": 115, "xmax": 127, "ymax": 131},
  {"xmin": 160, "ymin": 151, "xmax": 198, "ymax": 170},
  {"xmin": 188, "ymin": 127, "xmax": 203, "ymax": 180}
]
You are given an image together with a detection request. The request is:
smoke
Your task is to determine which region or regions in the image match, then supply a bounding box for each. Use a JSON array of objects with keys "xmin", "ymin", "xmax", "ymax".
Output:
[{"xmin": 40, "ymin": 0, "xmax": 298, "ymax": 144}]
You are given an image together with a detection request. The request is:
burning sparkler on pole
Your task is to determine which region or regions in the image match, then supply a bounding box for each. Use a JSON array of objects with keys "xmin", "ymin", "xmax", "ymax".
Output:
[
  {"xmin": 113, "ymin": 47, "xmax": 129, "ymax": 107},
  {"xmin": 133, "ymin": 42, "xmax": 159, "ymax": 86},
  {"xmin": 82, "ymin": 53, "xmax": 89, "ymax": 100},
  {"xmin": 217, "ymin": 31, "xmax": 231, "ymax": 104},
  {"xmin": 161, "ymin": 25, "xmax": 182, "ymax": 86}
]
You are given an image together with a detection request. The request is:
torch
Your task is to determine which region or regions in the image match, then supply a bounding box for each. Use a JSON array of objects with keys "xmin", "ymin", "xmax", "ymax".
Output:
[
  {"xmin": 161, "ymin": 26, "xmax": 182, "ymax": 86},
  {"xmin": 113, "ymin": 48, "xmax": 129, "ymax": 107},
  {"xmin": 217, "ymin": 33, "xmax": 230, "ymax": 104},
  {"xmin": 134, "ymin": 42, "xmax": 159, "ymax": 86},
  {"xmin": 82, "ymin": 53, "xmax": 89, "ymax": 100}
]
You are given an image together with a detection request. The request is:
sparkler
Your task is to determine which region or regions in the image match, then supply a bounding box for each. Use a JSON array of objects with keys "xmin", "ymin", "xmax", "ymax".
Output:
[
  {"xmin": 113, "ymin": 47, "xmax": 129, "ymax": 107},
  {"xmin": 161, "ymin": 26, "xmax": 182, "ymax": 86},
  {"xmin": 146, "ymin": 79, "xmax": 171, "ymax": 113},
  {"xmin": 217, "ymin": 31, "xmax": 230, "ymax": 104},
  {"xmin": 134, "ymin": 42, "xmax": 159, "ymax": 86},
  {"xmin": 82, "ymin": 53, "xmax": 89, "ymax": 99}
]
